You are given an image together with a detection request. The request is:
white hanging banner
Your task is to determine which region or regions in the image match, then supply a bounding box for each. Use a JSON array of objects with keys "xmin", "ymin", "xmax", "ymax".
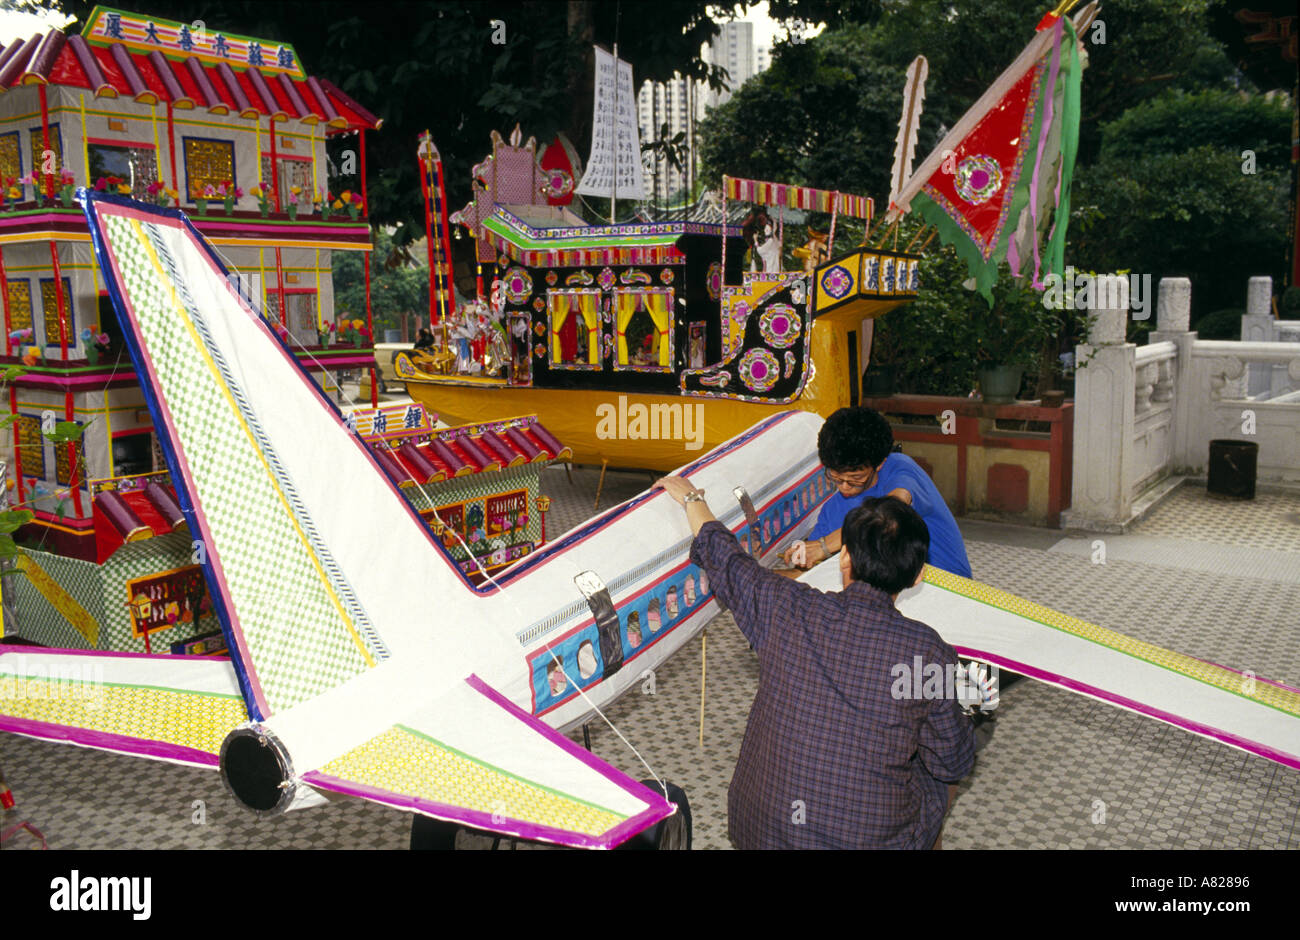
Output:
[{"xmin": 576, "ymin": 46, "xmax": 647, "ymax": 201}]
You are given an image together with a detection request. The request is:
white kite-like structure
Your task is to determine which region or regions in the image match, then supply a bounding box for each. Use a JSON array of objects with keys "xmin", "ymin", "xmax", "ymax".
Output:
[{"xmin": 1, "ymin": 194, "xmax": 1296, "ymax": 852}]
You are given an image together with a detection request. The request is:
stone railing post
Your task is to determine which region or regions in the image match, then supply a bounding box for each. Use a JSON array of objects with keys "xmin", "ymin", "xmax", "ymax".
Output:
[
  {"xmin": 1150, "ymin": 277, "xmax": 1197, "ymax": 472},
  {"xmin": 1242, "ymin": 276, "xmax": 1274, "ymax": 396},
  {"xmin": 1066, "ymin": 275, "xmax": 1135, "ymax": 529}
]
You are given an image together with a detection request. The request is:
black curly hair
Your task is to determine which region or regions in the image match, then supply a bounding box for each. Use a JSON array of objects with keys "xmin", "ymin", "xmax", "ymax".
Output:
[{"xmin": 817, "ymin": 407, "xmax": 894, "ymax": 472}]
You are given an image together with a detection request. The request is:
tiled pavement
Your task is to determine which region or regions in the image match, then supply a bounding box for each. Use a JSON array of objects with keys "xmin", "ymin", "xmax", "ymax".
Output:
[{"xmin": 2, "ymin": 471, "xmax": 1297, "ymax": 851}]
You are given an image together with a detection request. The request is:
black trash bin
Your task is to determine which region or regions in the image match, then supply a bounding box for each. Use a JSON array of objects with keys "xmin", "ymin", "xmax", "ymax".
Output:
[{"xmin": 1207, "ymin": 439, "xmax": 1259, "ymax": 500}]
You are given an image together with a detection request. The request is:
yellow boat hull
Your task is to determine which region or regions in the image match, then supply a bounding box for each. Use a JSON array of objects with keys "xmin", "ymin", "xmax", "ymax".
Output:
[{"xmin": 400, "ymin": 318, "xmax": 861, "ymax": 472}]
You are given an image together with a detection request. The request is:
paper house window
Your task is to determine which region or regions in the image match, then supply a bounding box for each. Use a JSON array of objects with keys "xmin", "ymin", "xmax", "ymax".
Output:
[
  {"xmin": 15, "ymin": 414, "xmax": 44, "ymax": 478},
  {"xmin": 547, "ymin": 289, "xmax": 602, "ymax": 370},
  {"xmin": 183, "ymin": 137, "xmax": 235, "ymax": 201},
  {"xmin": 260, "ymin": 156, "xmax": 314, "ymax": 210},
  {"xmin": 40, "ymin": 277, "xmax": 74, "ymax": 347},
  {"xmin": 28, "ymin": 124, "xmax": 62, "ymax": 179},
  {"xmin": 54, "ymin": 423, "xmax": 86, "ymax": 488},
  {"xmin": 0, "ymin": 132, "xmax": 20, "ymax": 184},
  {"xmin": 6, "ymin": 280, "xmax": 33, "ymax": 333},
  {"xmin": 264, "ymin": 289, "xmax": 318, "ymax": 347},
  {"xmin": 613, "ymin": 288, "xmax": 673, "ymax": 371},
  {"xmin": 111, "ymin": 432, "xmax": 155, "ymax": 478},
  {"xmin": 88, "ymin": 142, "xmax": 159, "ymax": 199}
]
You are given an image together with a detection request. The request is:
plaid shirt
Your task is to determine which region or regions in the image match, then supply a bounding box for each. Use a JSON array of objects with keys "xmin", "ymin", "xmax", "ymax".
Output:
[{"xmin": 691, "ymin": 521, "xmax": 976, "ymax": 849}]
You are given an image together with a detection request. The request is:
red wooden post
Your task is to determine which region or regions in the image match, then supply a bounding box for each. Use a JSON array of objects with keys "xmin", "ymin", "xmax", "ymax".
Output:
[
  {"xmin": 38, "ymin": 85, "xmax": 53, "ymax": 200},
  {"xmin": 269, "ymin": 118, "xmax": 281, "ymax": 212},
  {"xmin": 64, "ymin": 389, "xmax": 81, "ymax": 517},
  {"xmin": 273, "ymin": 247, "xmax": 287, "ymax": 328},
  {"xmin": 0, "ymin": 245, "xmax": 20, "ymax": 488},
  {"xmin": 166, "ymin": 101, "xmax": 178, "ymax": 193},
  {"xmin": 360, "ymin": 130, "xmax": 376, "ymax": 406},
  {"xmin": 49, "ymin": 242, "xmax": 67, "ymax": 360},
  {"xmin": 0, "ymin": 243, "xmax": 11, "ymax": 356}
]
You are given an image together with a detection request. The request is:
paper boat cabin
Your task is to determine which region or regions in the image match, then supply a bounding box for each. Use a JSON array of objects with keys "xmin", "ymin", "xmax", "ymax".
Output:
[
  {"xmin": 0, "ymin": 7, "xmax": 382, "ymax": 653},
  {"xmin": 399, "ymin": 123, "xmax": 923, "ymax": 471}
]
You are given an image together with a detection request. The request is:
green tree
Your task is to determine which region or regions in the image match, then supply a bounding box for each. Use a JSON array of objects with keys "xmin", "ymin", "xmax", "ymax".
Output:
[
  {"xmin": 332, "ymin": 228, "xmax": 430, "ymax": 340},
  {"xmin": 700, "ymin": 0, "xmax": 1240, "ymax": 198},
  {"xmin": 66, "ymin": 0, "xmax": 741, "ymax": 253},
  {"xmin": 698, "ymin": 26, "xmax": 912, "ymax": 199},
  {"xmin": 1071, "ymin": 90, "xmax": 1291, "ymax": 318}
]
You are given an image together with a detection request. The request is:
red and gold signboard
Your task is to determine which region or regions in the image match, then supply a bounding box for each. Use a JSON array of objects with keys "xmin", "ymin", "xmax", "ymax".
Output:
[{"xmin": 125, "ymin": 565, "xmax": 208, "ymax": 638}]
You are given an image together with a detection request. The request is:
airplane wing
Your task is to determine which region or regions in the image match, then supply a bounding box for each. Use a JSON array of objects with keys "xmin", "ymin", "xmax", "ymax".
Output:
[
  {"xmin": 800, "ymin": 562, "xmax": 1300, "ymax": 770},
  {"xmin": 304, "ymin": 676, "xmax": 670, "ymax": 848},
  {"xmin": 0, "ymin": 191, "xmax": 675, "ymax": 848},
  {"xmin": 0, "ymin": 649, "xmax": 670, "ymax": 846},
  {"xmin": 0, "ymin": 647, "xmax": 244, "ymax": 767}
]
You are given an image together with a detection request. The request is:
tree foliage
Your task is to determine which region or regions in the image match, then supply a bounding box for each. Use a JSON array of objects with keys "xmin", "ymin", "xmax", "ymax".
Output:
[
  {"xmin": 1072, "ymin": 90, "xmax": 1291, "ymax": 318},
  {"xmin": 65, "ymin": 0, "xmax": 741, "ymax": 255},
  {"xmin": 332, "ymin": 227, "xmax": 430, "ymax": 339},
  {"xmin": 701, "ymin": 0, "xmax": 1239, "ymax": 195}
]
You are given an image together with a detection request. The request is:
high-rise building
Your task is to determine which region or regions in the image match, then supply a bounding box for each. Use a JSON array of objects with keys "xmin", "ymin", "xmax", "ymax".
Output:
[
  {"xmin": 703, "ymin": 21, "xmax": 755, "ymax": 110},
  {"xmin": 637, "ymin": 21, "xmax": 767, "ymax": 207}
]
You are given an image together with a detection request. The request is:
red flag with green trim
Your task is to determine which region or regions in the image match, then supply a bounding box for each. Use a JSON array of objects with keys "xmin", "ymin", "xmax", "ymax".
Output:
[{"xmin": 893, "ymin": 11, "xmax": 1085, "ymax": 303}]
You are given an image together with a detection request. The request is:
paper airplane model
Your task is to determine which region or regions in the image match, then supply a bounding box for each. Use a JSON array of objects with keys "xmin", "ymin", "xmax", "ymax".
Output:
[
  {"xmin": 0, "ymin": 193, "xmax": 844, "ymax": 848},
  {"xmin": 2, "ymin": 194, "xmax": 1297, "ymax": 852}
]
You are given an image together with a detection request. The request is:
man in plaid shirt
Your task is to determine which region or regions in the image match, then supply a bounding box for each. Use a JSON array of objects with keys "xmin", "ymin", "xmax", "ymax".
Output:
[{"xmin": 656, "ymin": 475, "xmax": 976, "ymax": 849}]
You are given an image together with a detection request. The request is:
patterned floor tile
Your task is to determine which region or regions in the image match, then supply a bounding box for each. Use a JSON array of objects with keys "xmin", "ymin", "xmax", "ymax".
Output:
[{"xmin": 3, "ymin": 466, "xmax": 1298, "ymax": 850}]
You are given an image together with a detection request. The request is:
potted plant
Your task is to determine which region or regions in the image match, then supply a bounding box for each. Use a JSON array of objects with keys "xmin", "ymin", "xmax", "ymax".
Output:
[
  {"xmin": 250, "ymin": 184, "xmax": 272, "ymax": 217},
  {"xmin": 288, "ymin": 184, "xmax": 302, "ymax": 220},
  {"xmin": 316, "ymin": 190, "xmax": 333, "ymax": 221},
  {"xmin": 967, "ymin": 270, "xmax": 1063, "ymax": 404},
  {"xmin": 58, "ymin": 169, "xmax": 76, "ymax": 206},
  {"xmin": 317, "ymin": 321, "xmax": 335, "ymax": 346},
  {"xmin": 218, "ymin": 180, "xmax": 242, "ymax": 215},
  {"xmin": 338, "ymin": 318, "xmax": 370, "ymax": 346},
  {"xmin": 340, "ymin": 190, "xmax": 363, "ymax": 221},
  {"xmin": 80, "ymin": 326, "xmax": 112, "ymax": 365},
  {"xmin": 196, "ymin": 184, "xmax": 216, "ymax": 215}
]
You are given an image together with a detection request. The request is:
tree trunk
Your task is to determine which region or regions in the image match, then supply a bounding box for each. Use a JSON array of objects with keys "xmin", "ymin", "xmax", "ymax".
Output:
[{"xmin": 566, "ymin": 1, "xmax": 596, "ymax": 174}]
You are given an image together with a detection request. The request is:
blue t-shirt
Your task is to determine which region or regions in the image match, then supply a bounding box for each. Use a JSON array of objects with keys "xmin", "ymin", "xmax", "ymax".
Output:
[{"xmin": 810, "ymin": 453, "xmax": 972, "ymax": 578}]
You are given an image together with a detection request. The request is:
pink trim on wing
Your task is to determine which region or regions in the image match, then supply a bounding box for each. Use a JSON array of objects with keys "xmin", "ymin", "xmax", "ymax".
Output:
[
  {"xmin": 465, "ymin": 674, "xmax": 675, "ymax": 815},
  {"xmin": 302, "ymin": 770, "xmax": 668, "ymax": 849},
  {"xmin": 0, "ymin": 715, "xmax": 220, "ymax": 767},
  {"xmin": 0, "ymin": 646, "xmax": 230, "ymax": 662},
  {"xmin": 954, "ymin": 647, "xmax": 1300, "ymax": 771}
]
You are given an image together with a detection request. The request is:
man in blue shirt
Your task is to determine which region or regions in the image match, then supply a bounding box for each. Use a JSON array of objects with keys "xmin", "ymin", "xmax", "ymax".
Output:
[{"xmin": 785, "ymin": 407, "xmax": 973, "ymax": 578}]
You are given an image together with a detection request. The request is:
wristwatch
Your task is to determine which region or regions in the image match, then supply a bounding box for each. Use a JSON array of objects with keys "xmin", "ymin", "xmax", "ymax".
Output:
[
  {"xmin": 818, "ymin": 537, "xmax": 830, "ymax": 556},
  {"xmin": 684, "ymin": 490, "xmax": 706, "ymax": 503}
]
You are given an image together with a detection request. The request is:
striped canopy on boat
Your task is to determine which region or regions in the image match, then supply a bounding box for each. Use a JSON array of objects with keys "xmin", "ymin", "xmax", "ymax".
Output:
[{"xmin": 723, "ymin": 176, "xmax": 872, "ymax": 220}]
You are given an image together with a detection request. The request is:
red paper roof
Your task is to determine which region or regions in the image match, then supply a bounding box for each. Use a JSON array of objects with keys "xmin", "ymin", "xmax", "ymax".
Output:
[
  {"xmin": 376, "ymin": 417, "xmax": 571, "ymax": 487},
  {"xmin": 0, "ymin": 29, "xmax": 380, "ymax": 131},
  {"xmin": 92, "ymin": 481, "xmax": 187, "ymax": 563}
]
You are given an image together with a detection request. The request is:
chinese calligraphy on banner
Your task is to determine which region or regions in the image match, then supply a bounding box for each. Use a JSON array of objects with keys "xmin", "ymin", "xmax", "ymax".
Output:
[{"xmin": 576, "ymin": 46, "xmax": 647, "ymax": 201}]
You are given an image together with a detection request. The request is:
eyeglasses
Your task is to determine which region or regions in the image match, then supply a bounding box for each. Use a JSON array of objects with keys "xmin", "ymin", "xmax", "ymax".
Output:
[{"xmin": 823, "ymin": 467, "xmax": 876, "ymax": 491}]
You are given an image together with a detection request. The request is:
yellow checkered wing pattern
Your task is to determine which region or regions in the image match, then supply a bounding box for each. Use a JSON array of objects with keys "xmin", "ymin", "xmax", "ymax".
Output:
[
  {"xmin": 304, "ymin": 677, "xmax": 674, "ymax": 849},
  {"xmin": 0, "ymin": 649, "xmax": 246, "ymax": 767}
]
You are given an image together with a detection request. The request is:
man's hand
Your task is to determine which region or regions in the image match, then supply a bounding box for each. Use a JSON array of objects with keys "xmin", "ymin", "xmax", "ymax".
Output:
[
  {"xmin": 780, "ymin": 538, "xmax": 828, "ymax": 569},
  {"xmin": 654, "ymin": 475, "xmax": 702, "ymax": 505},
  {"xmin": 654, "ymin": 475, "xmax": 716, "ymax": 536}
]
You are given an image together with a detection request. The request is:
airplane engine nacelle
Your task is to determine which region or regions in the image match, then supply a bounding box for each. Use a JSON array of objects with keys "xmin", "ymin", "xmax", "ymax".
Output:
[{"xmin": 219, "ymin": 726, "xmax": 300, "ymax": 817}]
